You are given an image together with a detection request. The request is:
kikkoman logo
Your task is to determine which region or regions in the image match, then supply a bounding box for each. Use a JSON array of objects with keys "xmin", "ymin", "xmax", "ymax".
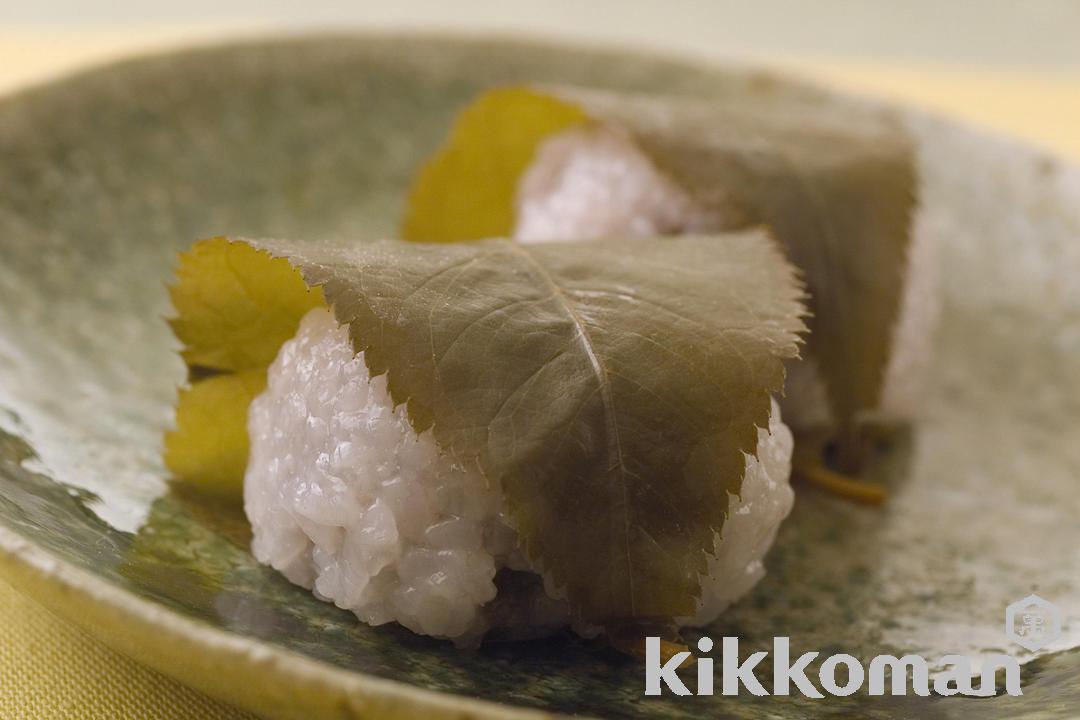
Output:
[
  {"xmin": 645, "ymin": 595, "xmax": 1064, "ymax": 698},
  {"xmin": 1005, "ymin": 594, "xmax": 1063, "ymax": 652}
]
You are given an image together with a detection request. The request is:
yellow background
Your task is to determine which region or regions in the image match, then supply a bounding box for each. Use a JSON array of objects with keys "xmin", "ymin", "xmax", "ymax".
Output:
[{"xmin": 1, "ymin": 27, "xmax": 1078, "ymax": 720}]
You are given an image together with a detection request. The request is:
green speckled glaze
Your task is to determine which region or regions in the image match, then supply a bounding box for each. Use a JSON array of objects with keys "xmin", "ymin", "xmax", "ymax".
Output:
[{"xmin": 0, "ymin": 36, "xmax": 1078, "ymax": 719}]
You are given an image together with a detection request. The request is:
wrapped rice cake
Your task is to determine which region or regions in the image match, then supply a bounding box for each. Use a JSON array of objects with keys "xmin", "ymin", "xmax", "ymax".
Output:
[
  {"xmin": 403, "ymin": 86, "xmax": 939, "ymax": 469},
  {"xmin": 165, "ymin": 233, "xmax": 805, "ymax": 644}
]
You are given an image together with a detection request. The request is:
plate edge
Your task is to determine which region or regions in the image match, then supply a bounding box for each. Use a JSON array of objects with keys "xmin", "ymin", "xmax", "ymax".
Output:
[{"xmin": 0, "ymin": 525, "xmax": 569, "ymax": 720}]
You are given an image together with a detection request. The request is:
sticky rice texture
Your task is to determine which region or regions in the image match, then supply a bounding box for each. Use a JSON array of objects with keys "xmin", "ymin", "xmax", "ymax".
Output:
[
  {"xmin": 690, "ymin": 406, "xmax": 794, "ymax": 626},
  {"xmin": 515, "ymin": 125, "xmax": 939, "ymax": 428},
  {"xmin": 515, "ymin": 126, "xmax": 724, "ymax": 243},
  {"xmin": 245, "ymin": 308, "xmax": 793, "ymax": 642}
]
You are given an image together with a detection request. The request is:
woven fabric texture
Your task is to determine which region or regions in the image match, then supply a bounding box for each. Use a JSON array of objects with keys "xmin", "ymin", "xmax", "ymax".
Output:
[{"xmin": 0, "ymin": 574, "xmax": 256, "ymax": 720}]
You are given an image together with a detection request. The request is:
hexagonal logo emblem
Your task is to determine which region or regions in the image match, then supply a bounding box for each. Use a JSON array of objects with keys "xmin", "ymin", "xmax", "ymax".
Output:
[{"xmin": 1005, "ymin": 594, "xmax": 1063, "ymax": 652}]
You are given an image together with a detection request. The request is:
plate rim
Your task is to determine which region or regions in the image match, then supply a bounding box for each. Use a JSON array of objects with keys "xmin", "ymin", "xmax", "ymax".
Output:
[{"xmin": 0, "ymin": 523, "xmax": 560, "ymax": 720}]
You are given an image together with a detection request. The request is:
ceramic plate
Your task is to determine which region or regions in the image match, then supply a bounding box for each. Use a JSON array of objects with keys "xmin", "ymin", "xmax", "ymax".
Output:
[{"xmin": 0, "ymin": 35, "xmax": 1078, "ymax": 719}]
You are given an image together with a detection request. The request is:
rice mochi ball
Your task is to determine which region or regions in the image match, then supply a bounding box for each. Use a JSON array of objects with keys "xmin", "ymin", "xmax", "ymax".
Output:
[
  {"xmin": 245, "ymin": 307, "xmax": 795, "ymax": 644},
  {"xmin": 515, "ymin": 125, "xmax": 939, "ymax": 430}
]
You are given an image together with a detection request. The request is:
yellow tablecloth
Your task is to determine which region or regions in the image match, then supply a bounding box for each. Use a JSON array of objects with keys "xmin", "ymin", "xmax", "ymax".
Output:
[
  {"xmin": 1, "ymin": 33, "xmax": 1079, "ymax": 720},
  {"xmin": 0, "ymin": 574, "xmax": 256, "ymax": 720}
]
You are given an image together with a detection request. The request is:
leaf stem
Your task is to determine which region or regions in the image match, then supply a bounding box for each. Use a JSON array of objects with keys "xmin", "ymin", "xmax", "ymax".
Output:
[
  {"xmin": 607, "ymin": 627, "xmax": 694, "ymax": 666},
  {"xmin": 794, "ymin": 461, "xmax": 887, "ymax": 506}
]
